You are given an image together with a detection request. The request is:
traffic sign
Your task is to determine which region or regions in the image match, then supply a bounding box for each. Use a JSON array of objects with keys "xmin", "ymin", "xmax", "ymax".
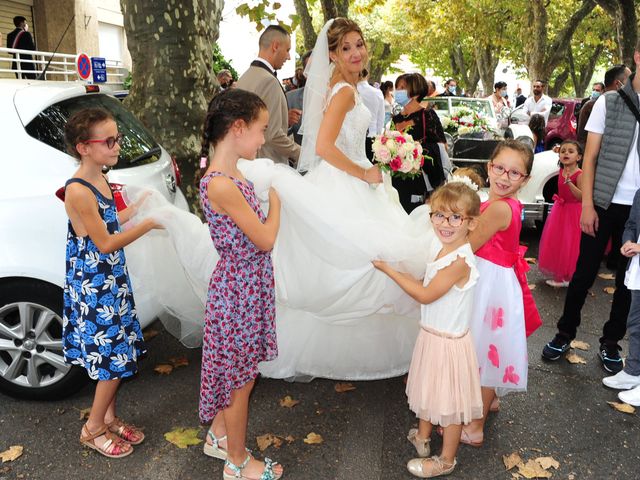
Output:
[
  {"xmin": 91, "ymin": 57, "xmax": 107, "ymax": 83},
  {"xmin": 76, "ymin": 53, "xmax": 91, "ymax": 80}
]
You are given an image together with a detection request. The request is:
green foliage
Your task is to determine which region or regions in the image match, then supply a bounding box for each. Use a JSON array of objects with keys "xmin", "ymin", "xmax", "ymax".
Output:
[
  {"xmin": 123, "ymin": 71, "xmax": 132, "ymax": 90},
  {"xmin": 212, "ymin": 44, "xmax": 238, "ymax": 80},
  {"xmin": 236, "ymin": 0, "xmax": 300, "ymax": 32}
]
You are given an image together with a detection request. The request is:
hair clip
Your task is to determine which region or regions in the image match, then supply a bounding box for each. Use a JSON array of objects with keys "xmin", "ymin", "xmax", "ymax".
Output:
[
  {"xmin": 447, "ymin": 175, "xmax": 479, "ymax": 191},
  {"xmin": 199, "ymin": 156, "xmax": 208, "ymax": 169}
]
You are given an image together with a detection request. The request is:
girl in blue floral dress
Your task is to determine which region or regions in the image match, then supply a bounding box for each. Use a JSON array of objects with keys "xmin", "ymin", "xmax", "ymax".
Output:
[
  {"xmin": 198, "ymin": 89, "xmax": 283, "ymax": 480},
  {"xmin": 62, "ymin": 108, "xmax": 159, "ymax": 459}
]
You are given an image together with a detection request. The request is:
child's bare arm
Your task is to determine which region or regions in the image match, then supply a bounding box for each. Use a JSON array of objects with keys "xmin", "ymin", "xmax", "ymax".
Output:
[
  {"xmin": 373, "ymin": 258, "xmax": 469, "ymax": 304},
  {"xmin": 567, "ymin": 171, "xmax": 582, "ymax": 201},
  {"xmin": 65, "ymin": 186, "xmax": 157, "ymax": 254},
  {"xmin": 468, "ymin": 201, "xmax": 512, "ymax": 252},
  {"xmin": 208, "ymin": 177, "xmax": 280, "ymax": 251}
]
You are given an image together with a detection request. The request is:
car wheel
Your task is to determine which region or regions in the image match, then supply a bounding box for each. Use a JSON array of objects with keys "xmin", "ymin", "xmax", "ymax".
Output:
[
  {"xmin": 535, "ymin": 176, "xmax": 559, "ymax": 230},
  {"xmin": 0, "ymin": 279, "xmax": 87, "ymax": 400}
]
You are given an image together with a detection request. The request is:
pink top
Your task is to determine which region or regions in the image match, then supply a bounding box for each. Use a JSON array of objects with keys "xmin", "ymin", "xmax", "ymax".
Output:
[{"xmin": 553, "ymin": 168, "xmax": 581, "ymax": 205}]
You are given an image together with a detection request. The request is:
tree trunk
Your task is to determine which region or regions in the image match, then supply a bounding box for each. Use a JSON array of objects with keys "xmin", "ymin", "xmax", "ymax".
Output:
[
  {"xmin": 368, "ymin": 40, "xmax": 391, "ymax": 83},
  {"xmin": 549, "ymin": 69, "xmax": 569, "ymax": 97},
  {"xmin": 293, "ymin": 0, "xmax": 316, "ymax": 51},
  {"xmin": 120, "ymin": 0, "xmax": 222, "ymax": 209},
  {"xmin": 526, "ymin": 0, "xmax": 596, "ymax": 83},
  {"xmin": 475, "ymin": 45, "xmax": 500, "ymax": 96},
  {"xmin": 449, "ymin": 45, "xmax": 480, "ymax": 96},
  {"xmin": 567, "ymin": 42, "xmax": 605, "ymax": 97},
  {"xmin": 595, "ymin": 0, "xmax": 638, "ymax": 67},
  {"xmin": 320, "ymin": 0, "xmax": 349, "ymax": 23}
]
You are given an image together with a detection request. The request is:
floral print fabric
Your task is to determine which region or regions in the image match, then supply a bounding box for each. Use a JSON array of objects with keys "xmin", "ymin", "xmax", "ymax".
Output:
[{"xmin": 198, "ymin": 172, "xmax": 277, "ymax": 423}]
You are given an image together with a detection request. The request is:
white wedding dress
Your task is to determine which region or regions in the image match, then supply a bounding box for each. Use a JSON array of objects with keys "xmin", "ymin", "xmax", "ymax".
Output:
[{"xmin": 127, "ymin": 81, "xmax": 436, "ymax": 380}]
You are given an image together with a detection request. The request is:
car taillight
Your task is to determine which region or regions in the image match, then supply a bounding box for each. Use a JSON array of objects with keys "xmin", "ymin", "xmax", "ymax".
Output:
[
  {"xmin": 171, "ymin": 155, "xmax": 182, "ymax": 187},
  {"xmin": 55, "ymin": 183, "xmax": 128, "ymax": 212},
  {"xmin": 85, "ymin": 85, "xmax": 100, "ymax": 93}
]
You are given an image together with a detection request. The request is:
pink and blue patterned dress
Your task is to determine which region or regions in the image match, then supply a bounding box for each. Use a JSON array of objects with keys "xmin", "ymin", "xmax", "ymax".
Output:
[
  {"xmin": 199, "ymin": 172, "xmax": 277, "ymax": 423},
  {"xmin": 62, "ymin": 177, "xmax": 146, "ymax": 381}
]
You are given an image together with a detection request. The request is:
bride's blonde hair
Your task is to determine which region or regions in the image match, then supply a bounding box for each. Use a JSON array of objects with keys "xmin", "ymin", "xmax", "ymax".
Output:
[{"xmin": 327, "ymin": 18, "xmax": 368, "ymax": 76}]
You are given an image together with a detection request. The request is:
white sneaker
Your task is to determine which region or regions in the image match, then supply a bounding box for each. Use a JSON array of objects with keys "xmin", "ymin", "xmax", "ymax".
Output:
[
  {"xmin": 618, "ymin": 384, "xmax": 640, "ymax": 406},
  {"xmin": 602, "ymin": 370, "xmax": 640, "ymax": 390}
]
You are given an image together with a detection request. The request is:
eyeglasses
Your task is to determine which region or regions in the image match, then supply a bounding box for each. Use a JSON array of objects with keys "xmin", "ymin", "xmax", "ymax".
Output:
[
  {"xmin": 429, "ymin": 211, "xmax": 470, "ymax": 227},
  {"xmin": 85, "ymin": 133, "xmax": 124, "ymax": 149},
  {"xmin": 489, "ymin": 162, "xmax": 528, "ymax": 181}
]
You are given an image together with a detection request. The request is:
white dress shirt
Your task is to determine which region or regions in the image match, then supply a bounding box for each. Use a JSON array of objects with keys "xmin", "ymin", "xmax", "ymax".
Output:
[
  {"xmin": 357, "ymin": 81, "xmax": 385, "ymax": 137},
  {"xmin": 523, "ymin": 94, "xmax": 553, "ymax": 124}
]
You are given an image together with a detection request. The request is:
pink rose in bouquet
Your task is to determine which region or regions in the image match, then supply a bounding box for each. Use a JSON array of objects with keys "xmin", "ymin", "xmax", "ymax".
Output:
[{"xmin": 372, "ymin": 129, "xmax": 430, "ymax": 179}]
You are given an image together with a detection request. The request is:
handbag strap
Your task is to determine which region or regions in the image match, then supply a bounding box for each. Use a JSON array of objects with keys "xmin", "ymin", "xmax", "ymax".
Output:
[
  {"xmin": 11, "ymin": 30, "xmax": 25, "ymax": 49},
  {"xmin": 618, "ymin": 89, "xmax": 640, "ymax": 125}
]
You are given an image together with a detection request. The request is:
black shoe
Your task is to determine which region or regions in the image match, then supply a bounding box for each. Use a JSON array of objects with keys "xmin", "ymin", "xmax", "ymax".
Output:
[
  {"xmin": 598, "ymin": 344, "xmax": 623, "ymax": 373},
  {"xmin": 542, "ymin": 334, "xmax": 571, "ymax": 361}
]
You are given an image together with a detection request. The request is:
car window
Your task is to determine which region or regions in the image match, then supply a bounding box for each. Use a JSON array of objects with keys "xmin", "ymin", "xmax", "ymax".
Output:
[
  {"xmin": 549, "ymin": 101, "xmax": 565, "ymax": 121},
  {"xmin": 25, "ymin": 94, "xmax": 161, "ymax": 169},
  {"xmin": 450, "ymin": 98, "xmax": 494, "ymax": 119},
  {"xmin": 573, "ymin": 101, "xmax": 582, "ymax": 119},
  {"xmin": 426, "ymin": 97, "xmax": 450, "ymax": 117}
]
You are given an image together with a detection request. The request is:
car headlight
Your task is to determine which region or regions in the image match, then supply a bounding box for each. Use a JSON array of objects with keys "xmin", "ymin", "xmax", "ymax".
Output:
[{"xmin": 516, "ymin": 136, "xmax": 534, "ymax": 150}]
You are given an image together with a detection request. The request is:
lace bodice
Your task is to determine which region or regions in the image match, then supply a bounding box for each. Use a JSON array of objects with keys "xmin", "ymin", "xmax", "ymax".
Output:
[{"xmin": 328, "ymin": 82, "xmax": 372, "ymax": 168}]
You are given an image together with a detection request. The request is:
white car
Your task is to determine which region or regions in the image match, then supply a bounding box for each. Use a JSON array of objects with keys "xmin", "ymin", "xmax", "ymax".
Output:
[{"xmin": 0, "ymin": 80, "xmax": 189, "ymax": 399}]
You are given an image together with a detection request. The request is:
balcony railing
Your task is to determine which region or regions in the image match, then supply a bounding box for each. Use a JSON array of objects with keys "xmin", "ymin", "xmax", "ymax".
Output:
[{"xmin": 0, "ymin": 47, "xmax": 128, "ymax": 89}]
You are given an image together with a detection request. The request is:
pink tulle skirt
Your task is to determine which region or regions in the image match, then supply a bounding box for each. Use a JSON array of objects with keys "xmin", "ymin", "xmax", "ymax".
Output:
[
  {"xmin": 406, "ymin": 327, "xmax": 483, "ymax": 427},
  {"xmin": 538, "ymin": 201, "xmax": 581, "ymax": 282}
]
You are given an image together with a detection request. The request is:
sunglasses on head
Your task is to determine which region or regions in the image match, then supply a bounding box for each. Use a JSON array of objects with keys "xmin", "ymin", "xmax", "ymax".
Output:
[{"xmin": 84, "ymin": 133, "xmax": 124, "ymax": 149}]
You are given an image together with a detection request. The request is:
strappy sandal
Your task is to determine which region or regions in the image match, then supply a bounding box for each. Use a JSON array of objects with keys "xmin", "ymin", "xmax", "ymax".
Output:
[
  {"xmin": 204, "ymin": 429, "xmax": 228, "ymax": 460},
  {"xmin": 80, "ymin": 424, "xmax": 133, "ymax": 459},
  {"xmin": 407, "ymin": 455, "xmax": 456, "ymax": 478},
  {"xmin": 107, "ymin": 417, "xmax": 145, "ymax": 445},
  {"xmin": 407, "ymin": 428, "xmax": 431, "ymax": 457},
  {"xmin": 435, "ymin": 426, "xmax": 483, "ymax": 448},
  {"xmin": 223, "ymin": 454, "xmax": 283, "ymax": 480},
  {"xmin": 489, "ymin": 396, "xmax": 500, "ymax": 413}
]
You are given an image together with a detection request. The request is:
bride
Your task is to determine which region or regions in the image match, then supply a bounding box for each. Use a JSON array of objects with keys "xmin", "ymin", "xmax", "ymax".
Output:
[{"xmin": 131, "ymin": 18, "xmax": 436, "ymax": 380}]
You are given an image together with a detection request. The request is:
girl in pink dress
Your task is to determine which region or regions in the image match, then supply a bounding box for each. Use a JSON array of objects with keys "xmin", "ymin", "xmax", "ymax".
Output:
[
  {"xmin": 538, "ymin": 140, "xmax": 583, "ymax": 287},
  {"xmin": 374, "ymin": 180, "xmax": 483, "ymax": 478},
  {"xmin": 461, "ymin": 140, "xmax": 542, "ymax": 447},
  {"xmin": 199, "ymin": 89, "xmax": 283, "ymax": 480}
]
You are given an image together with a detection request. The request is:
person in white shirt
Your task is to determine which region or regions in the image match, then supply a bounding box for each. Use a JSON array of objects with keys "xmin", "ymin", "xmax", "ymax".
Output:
[
  {"xmin": 522, "ymin": 80, "xmax": 553, "ymax": 124},
  {"xmin": 357, "ymin": 69, "xmax": 385, "ymax": 160}
]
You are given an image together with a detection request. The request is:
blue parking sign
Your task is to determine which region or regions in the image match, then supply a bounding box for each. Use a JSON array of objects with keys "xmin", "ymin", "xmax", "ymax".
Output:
[{"xmin": 91, "ymin": 57, "xmax": 107, "ymax": 83}]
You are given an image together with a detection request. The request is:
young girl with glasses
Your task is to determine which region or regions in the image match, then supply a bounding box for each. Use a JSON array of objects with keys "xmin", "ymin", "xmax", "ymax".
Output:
[
  {"xmin": 198, "ymin": 89, "xmax": 283, "ymax": 480},
  {"xmin": 538, "ymin": 140, "xmax": 583, "ymax": 287},
  {"xmin": 62, "ymin": 108, "xmax": 160, "ymax": 458},
  {"xmin": 455, "ymin": 140, "xmax": 542, "ymax": 447},
  {"xmin": 373, "ymin": 178, "xmax": 483, "ymax": 478}
]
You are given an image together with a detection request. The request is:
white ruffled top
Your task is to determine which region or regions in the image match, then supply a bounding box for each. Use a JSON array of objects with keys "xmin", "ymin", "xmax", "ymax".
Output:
[{"xmin": 420, "ymin": 242, "xmax": 479, "ymax": 335}]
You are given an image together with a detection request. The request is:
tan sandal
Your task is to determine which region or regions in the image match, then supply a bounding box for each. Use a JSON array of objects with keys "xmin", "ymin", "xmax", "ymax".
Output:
[
  {"xmin": 407, "ymin": 428, "xmax": 431, "ymax": 457},
  {"xmin": 407, "ymin": 455, "xmax": 456, "ymax": 478},
  {"xmin": 107, "ymin": 417, "xmax": 145, "ymax": 445},
  {"xmin": 80, "ymin": 424, "xmax": 133, "ymax": 458}
]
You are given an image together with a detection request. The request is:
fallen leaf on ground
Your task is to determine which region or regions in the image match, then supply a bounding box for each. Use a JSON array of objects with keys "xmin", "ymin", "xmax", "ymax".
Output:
[
  {"xmin": 607, "ymin": 401, "xmax": 636, "ymax": 414},
  {"xmin": 154, "ymin": 364, "xmax": 174, "ymax": 375},
  {"xmin": 511, "ymin": 474, "xmax": 522, "ymax": 479},
  {"xmin": 517, "ymin": 459, "xmax": 552, "ymax": 478},
  {"xmin": 303, "ymin": 432, "xmax": 324, "ymax": 445},
  {"xmin": 535, "ymin": 456, "xmax": 560, "ymax": 470},
  {"xmin": 525, "ymin": 257, "xmax": 537, "ymax": 264},
  {"xmin": 279, "ymin": 395, "xmax": 300, "ymax": 408},
  {"xmin": 503, "ymin": 452, "xmax": 523, "ymax": 470},
  {"xmin": 0, "ymin": 446, "xmax": 23, "ymax": 463},
  {"xmin": 570, "ymin": 340, "xmax": 590, "ymax": 351},
  {"xmin": 598, "ymin": 273, "xmax": 615, "ymax": 280},
  {"xmin": 604, "ymin": 286, "xmax": 616, "ymax": 294},
  {"xmin": 588, "ymin": 290, "xmax": 595, "ymax": 297},
  {"xmin": 169, "ymin": 356, "xmax": 189, "ymax": 368},
  {"xmin": 143, "ymin": 328, "xmax": 160, "ymax": 340},
  {"xmin": 528, "ymin": 284, "xmax": 536, "ymax": 290},
  {"xmin": 164, "ymin": 427, "xmax": 202, "ymax": 448},
  {"xmin": 566, "ymin": 352, "xmax": 587, "ymax": 364},
  {"xmin": 284, "ymin": 435, "xmax": 295, "ymax": 444},
  {"xmin": 272, "ymin": 436, "xmax": 284, "ymax": 449},
  {"xmin": 78, "ymin": 407, "xmax": 91, "ymax": 420},
  {"xmin": 256, "ymin": 433, "xmax": 277, "ymax": 451},
  {"xmin": 334, "ymin": 382, "xmax": 356, "ymax": 393}
]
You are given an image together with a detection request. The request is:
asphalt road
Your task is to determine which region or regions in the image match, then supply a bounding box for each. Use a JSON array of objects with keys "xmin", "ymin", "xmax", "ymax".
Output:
[{"xmin": 1, "ymin": 228, "xmax": 639, "ymax": 480}]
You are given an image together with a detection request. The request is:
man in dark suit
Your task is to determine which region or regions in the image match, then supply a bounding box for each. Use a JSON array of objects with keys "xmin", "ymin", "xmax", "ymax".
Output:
[
  {"xmin": 7, "ymin": 16, "xmax": 36, "ymax": 79},
  {"xmin": 237, "ymin": 25, "xmax": 300, "ymax": 165},
  {"xmin": 514, "ymin": 87, "xmax": 527, "ymax": 107}
]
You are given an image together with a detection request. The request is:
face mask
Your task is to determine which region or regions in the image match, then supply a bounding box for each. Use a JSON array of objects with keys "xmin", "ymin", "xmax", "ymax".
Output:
[
  {"xmin": 395, "ymin": 90, "xmax": 410, "ymax": 106},
  {"xmin": 500, "ymin": 90, "xmax": 508, "ymax": 98},
  {"xmin": 590, "ymin": 91, "xmax": 601, "ymax": 100},
  {"xmin": 448, "ymin": 86, "xmax": 457, "ymax": 94}
]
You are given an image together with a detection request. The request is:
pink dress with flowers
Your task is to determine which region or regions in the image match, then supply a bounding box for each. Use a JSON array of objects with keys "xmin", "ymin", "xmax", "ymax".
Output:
[
  {"xmin": 538, "ymin": 169, "xmax": 582, "ymax": 282},
  {"xmin": 470, "ymin": 198, "xmax": 541, "ymax": 395}
]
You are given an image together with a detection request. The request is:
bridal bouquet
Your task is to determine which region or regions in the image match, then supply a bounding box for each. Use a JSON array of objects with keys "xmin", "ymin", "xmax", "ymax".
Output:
[
  {"xmin": 371, "ymin": 130, "xmax": 425, "ymax": 179},
  {"xmin": 441, "ymin": 108, "xmax": 494, "ymax": 137}
]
